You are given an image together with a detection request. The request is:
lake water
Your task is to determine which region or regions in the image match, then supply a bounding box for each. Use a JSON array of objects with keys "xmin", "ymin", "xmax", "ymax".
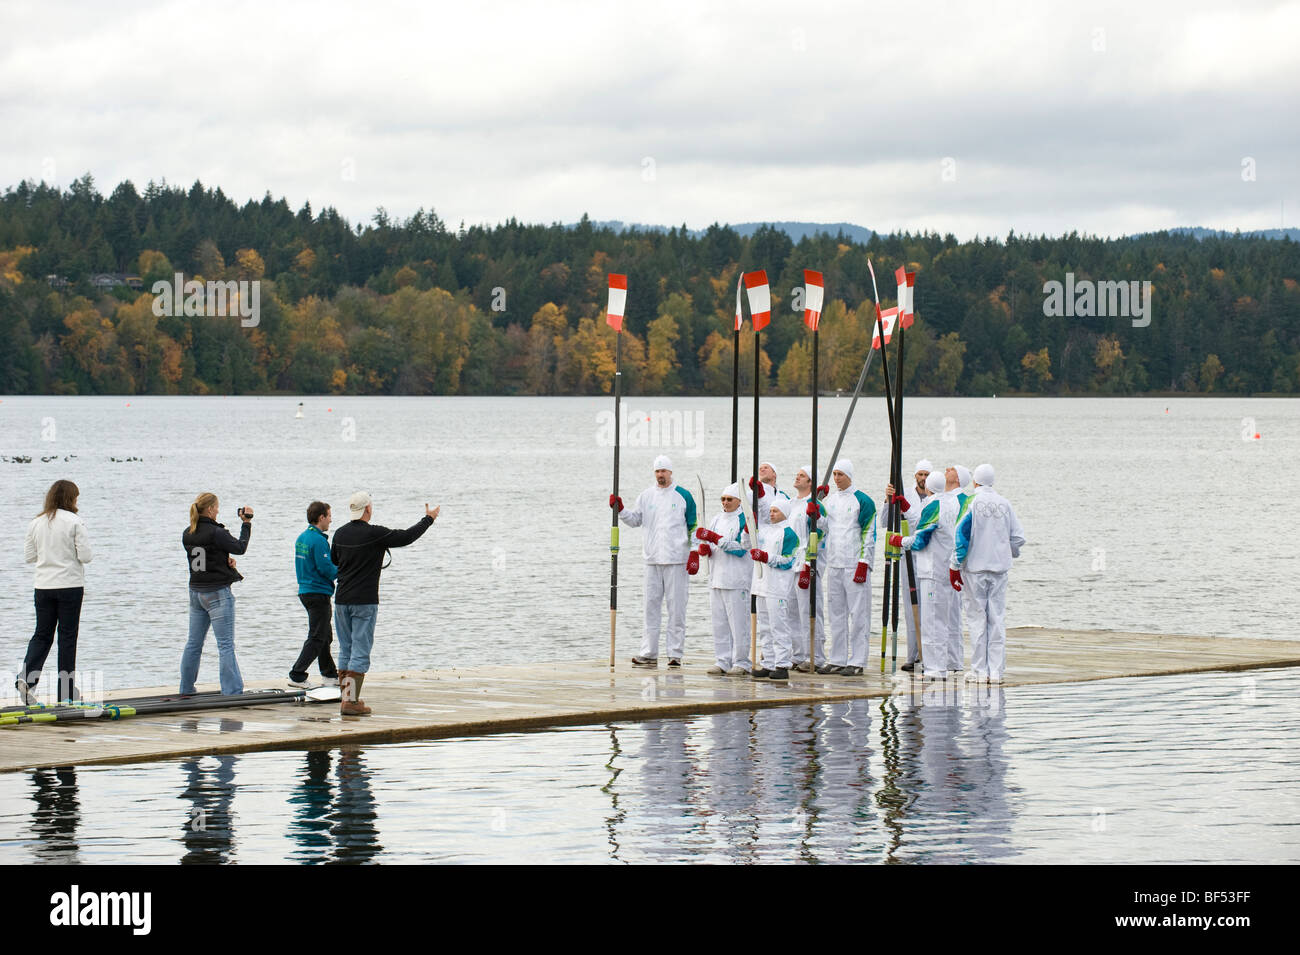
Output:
[
  {"xmin": 0, "ymin": 666, "xmax": 1295, "ymax": 864},
  {"xmin": 1, "ymin": 395, "xmax": 1296, "ymax": 692}
]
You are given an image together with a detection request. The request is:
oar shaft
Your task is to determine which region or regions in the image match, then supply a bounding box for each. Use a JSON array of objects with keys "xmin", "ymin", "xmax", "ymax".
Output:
[{"xmin": 610, "ymin": 328, "xmax": 623, "ymax": 668}]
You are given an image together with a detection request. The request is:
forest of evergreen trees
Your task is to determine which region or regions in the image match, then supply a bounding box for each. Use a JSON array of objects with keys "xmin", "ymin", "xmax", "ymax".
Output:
[{"xmin": 1, "ymin": 174, "xmax": 1297, "ymax": 397}]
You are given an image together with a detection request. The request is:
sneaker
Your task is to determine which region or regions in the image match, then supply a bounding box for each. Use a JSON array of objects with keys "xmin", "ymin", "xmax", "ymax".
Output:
[
  {"xmin": 706, "ymin": 666, "xmax": 727, "ymax": 676},
  {"xmin": 320, "ymin": 675, "xmax": 340, "ymax": 687},
  {"xmin": 839, "ymin": 666, "xmax": 865, "ymax": 676},
  {"xmin": 631, "ymin": 656, "xmax": 659, "ymax": 667},
  {"xmin": 288, "ymin": 677, "xmax": 314, "ymax": 689},
  {"xmin": 15, "ymin": 678, "xmax": 38, "ymax": 706},
  {"xmin": 900, "ymin": 661, "xmax": 917, "ymax": 672},
  {"xmin": 752, "ymin": 668, "xmax": 771, "ymax": 679},
  {"xmin": 768, "ymin": 668, "xmax": 790, "ymax": 681},
  {"xmin": 792, "ymin": 662, "xmax": 813, "ymax": 673},
  {"xmin": 667, "ymin": 658, "xmax": 681, "ymax": 668},
  {"xmin": 816, "ymin": 664, "xmax": 843, "ymax": 675},
  {"xmin": 726, "ymin": 667, "xmax": 751, "ymax": 676}
]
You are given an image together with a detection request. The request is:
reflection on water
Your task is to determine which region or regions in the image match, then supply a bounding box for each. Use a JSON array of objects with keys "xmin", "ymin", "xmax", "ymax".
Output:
[
  {"xmin": 0, "ymin": 667, "xmax": 1296, "ymax": 864},
  {"xmin": 30, "ymin": 767, "xmax": 79, "ymax": 863},
  {"xmin": 180, "ymin": 756, "xmax": 236, "ymax": 864}
]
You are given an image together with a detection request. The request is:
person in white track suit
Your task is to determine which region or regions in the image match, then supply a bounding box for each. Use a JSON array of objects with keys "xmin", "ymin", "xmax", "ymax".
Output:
[
  {"xmin": 749, "ymin": 496, "xmax": 801, "ymax": 681},
  {"xmin": 885, "ymin": 458, "xmax": 935, "ymax": 672},
  {"xmin": 610, "ymin": 454, "xmax": 699, "ymax": 668},
  {"xmin": 744, "ymin": 462, "xmax": 790, "ymax": 653},
  {"xmin": 889, "ymin": 470, "xmax": 956, "ymax": 680},
  {"xmin": 948, "ymin": 464, "xmax": 973, "ymax": 668},
  {"xmin": 789, "ymin": 464, "xmax": 827, "ymax": 672},
  {"xmin": 820, "ymin": 458, "xmax": 877, "ymax": 676},
  {"xmin": 949, "ymin": 464, "xmax": 1025, "ymax": 683},
  {"xmin": 695, "ymin": 483, "xmax": 751, "ymax": 675}
]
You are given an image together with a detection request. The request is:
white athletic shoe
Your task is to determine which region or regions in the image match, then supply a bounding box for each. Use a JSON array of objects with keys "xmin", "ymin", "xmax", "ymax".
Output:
[
  {"xmin": 706, "ymin": 666, "xmax": 727, "ymax": 676},
  {"xmin": 726, "ymin": 666, "xmax": 751, "ymax": 676}
]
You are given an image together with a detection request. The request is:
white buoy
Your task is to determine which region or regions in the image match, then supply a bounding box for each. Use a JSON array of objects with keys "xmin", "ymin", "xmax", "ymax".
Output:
[{"xmin": 295, "ymin": 402, "xmax": 304, "ymax": 419}]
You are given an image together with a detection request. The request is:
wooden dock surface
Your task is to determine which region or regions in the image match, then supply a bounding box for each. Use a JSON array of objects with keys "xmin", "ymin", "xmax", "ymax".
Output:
[{"xmin": 2, "ymin": 627, "xmax": 1297, "ymax": 773}]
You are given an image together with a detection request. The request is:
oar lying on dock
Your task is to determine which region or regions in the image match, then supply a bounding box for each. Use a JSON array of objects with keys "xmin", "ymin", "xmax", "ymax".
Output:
[
  {"xmin": 1, "ymin": 688, "xmax": 230, "ymax": 716},
  {"xmin": 0, "ymin": 686, "xmax": 340, "ymax": 727}
]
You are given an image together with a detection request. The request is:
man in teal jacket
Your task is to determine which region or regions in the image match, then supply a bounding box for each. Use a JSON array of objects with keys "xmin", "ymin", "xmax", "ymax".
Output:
[{"xmin": 290, "ymin": 501, "xmax": 340, "ymax": 687}]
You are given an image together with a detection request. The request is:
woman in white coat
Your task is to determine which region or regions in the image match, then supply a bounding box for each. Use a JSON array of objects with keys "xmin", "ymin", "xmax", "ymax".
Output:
[{"xmin": 19, "ymin": 479, "xmax": 93, "ymax": 704}]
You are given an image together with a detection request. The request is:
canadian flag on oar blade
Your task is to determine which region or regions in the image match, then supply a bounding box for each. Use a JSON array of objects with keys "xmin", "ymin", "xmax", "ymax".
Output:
[
  {"xmin": 803, "ymin": 270, "xmax": 824, "ymax": 330},
  {"xmin": 872, "ymin": 305, "xmax": 899, "ymax": 350},
  {"xmin": 744, "ymin": 270, "xmax": 771, "ymax": 331},
  {"xmin": 895, "ymin": 266, "xmax": 916, "ymax": 328},
  {"xmin": 606, "ymin": 273, "xmax": 627, "ymax": 331}
]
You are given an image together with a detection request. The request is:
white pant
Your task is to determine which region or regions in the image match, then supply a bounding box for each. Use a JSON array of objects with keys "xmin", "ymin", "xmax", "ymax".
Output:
[
  {"xmin": 919, "ymin": 576, "xmax": 953, "ymax": 677},
  {"xmin": 792, "ymin": 569, "xmax": 827, "ymax": 665},
  {"xmin": 759, "ymin": 592, "xmax": 794, "ymax": 669},
  {"xmin": 900, "ymin": 557, "xmax": 921, "ymax": 664},
  {"xmin": 948, "ymin": 582, "xmax": 965, "ymax": 671},
  {"xmin": 966, "ymin": 570, "xmax": 1009, "ymax": 679},
  {"xmin": 825, "ymin": 565, "xmax": 871, "ymax": 667},
  {"xmin": 710, "ymin": 587, "xmax": 751, "ymax": 671},
  {"xmin": 643, "ymin": 563, "xmax": 688, "ymax": 659}
]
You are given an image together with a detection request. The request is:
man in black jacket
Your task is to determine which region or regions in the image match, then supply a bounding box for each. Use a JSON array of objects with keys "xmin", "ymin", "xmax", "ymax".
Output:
[{"xmin": 330, "ymin": 491, "xmax": 439, "ymax": 715}]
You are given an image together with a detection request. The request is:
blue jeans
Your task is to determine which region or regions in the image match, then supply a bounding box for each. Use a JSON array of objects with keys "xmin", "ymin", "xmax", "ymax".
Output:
[
  {"xmin": 334, "ymin": 604, "xmax": 378, "ymax": 674},
  {"xmin": 181, "ymin": 587, "xmax": 244, "ymax": 695}
]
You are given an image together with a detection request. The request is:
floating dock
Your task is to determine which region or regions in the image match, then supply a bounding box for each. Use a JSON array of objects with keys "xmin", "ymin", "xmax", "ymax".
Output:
[{"xmin": 1, "ymin": 627, "xmax": 1297, "ymax": 773}]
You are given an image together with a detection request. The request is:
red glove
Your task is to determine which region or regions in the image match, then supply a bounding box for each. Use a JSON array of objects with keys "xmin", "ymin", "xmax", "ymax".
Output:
[
  {"xmin": 797, "ymin": 566, "xmax": 811, "ymax": 589},
  {"xmin": 949, "ymin": 568, "xmax": 963, "ymax": 591},
  {"xmin": 695, "ymin": 528, "xmax": 721, "ymax": 544},
  {"xmin": 892, "ymin": 493, "xmax": 910, "ymax": 512},
  {"xmin": 609, "ymin": 494, "xmax": 623, "ymax": 512},
  {"xmin": 697, "ymin": 541, "xmax": 712, "ymax": 557},
  {"xmin": 749, "ymin": 477, "xmax": 765, "ymax": 498},
  {"xmin": 806, "ymin": 500, "xmax": 819, "ymax": 517},
  {"xmin": 816, "ymin": 484, "xmax": 829, "ymax": 500},
  {"xmin": 686, "ymin": 550, "xmax": 700, "ymax": 575},
  {"xmin": 749, "ymin": 548, "xmax": 769, "ymax": 564},
  {"xmin": 887, "ymin": 533, "xmax": 903, "ymax": 548},
  {"xmin": 853, "ymin": 561, "xmax": 868, "ymax": 584}
]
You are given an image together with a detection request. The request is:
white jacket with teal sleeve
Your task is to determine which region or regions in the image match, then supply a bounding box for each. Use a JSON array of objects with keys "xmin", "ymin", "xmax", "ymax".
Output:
[
  {"xmin": 791, "ymin": 493, "xmax": 827, "ymax": 575},
  {"xmin": 822, "ymin": 484, "xmax": 877, "ymax": 570},
  {"xmin": 950, "ymin": 486, "xmax": 1025, "ymax": 574},
  {"xmin": 707, "ymin": 509, "xmax": 751, "ymax": 591},
  {"xmin": 901, "ymin": 489, "xmax": 958, "ymax": 580},
  {"xmin": 619, "ymin": 483, "xmax": 698, "ymax": 565},
  {"xmin": 755, "ymin": 517, "xmax": 802, "ymax": 598}
]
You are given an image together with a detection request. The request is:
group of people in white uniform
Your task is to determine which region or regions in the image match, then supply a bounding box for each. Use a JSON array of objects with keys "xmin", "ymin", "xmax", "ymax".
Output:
[{"xmin": 610, "ymin": 453, "xmax": 1024, "ymax": 684}]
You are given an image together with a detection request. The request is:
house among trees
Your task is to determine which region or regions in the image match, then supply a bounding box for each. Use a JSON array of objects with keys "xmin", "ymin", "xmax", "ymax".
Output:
[{"xmin": 89, "ymin": 272, "xmax": 142, "ymax": 290}]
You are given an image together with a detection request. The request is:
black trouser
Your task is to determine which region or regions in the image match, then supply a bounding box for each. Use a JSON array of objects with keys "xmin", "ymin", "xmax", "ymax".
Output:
[
  {"xmin": 291, "ymin": 593, "xmax": 338, "ymax": 681},
  {"xmin": 22, "ymin": 587, "xmax": 84, "ymax": 700}
]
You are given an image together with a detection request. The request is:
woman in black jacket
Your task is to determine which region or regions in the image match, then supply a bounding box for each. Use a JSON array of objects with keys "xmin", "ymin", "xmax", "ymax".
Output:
[{"xmin": 180, "ymin": 492, "xmax": 252, "ymax": 695}]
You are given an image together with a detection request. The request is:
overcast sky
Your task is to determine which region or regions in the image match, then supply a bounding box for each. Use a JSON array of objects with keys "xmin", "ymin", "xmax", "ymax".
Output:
[{"xmin": 1, "ymin": 0, "xmax": 1296, "ymax": 239}]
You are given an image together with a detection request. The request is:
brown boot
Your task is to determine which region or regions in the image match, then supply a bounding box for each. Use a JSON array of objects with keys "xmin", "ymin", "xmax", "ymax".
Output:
[{"xmin": 340, "ymin": 670, "xmax": 371, "ymax": 716}]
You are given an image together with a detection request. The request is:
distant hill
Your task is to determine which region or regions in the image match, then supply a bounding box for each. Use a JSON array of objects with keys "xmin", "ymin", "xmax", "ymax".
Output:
[
  {"xmin": 582, "ymin": 220, "xmax": 875, "ymax": 244},
  {"xmin": 582, "ymin": 220, "xmax": 1300, "ymax": 245},
  {"xmin": 1140, "ymin": 227, "xmax": 1300, "ymax": 242}
]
